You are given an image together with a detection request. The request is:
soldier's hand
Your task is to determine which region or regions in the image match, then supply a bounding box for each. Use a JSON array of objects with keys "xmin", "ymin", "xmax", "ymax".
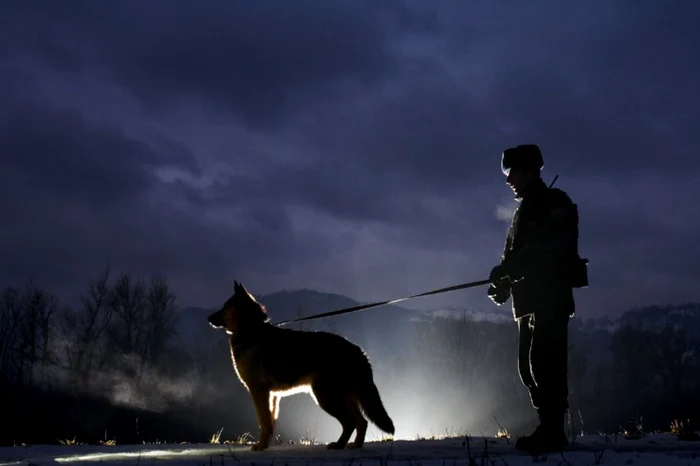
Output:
[
  {"xmin": 489, "ymin": 264, "xmax": 509, "ymax": 284},
  {"xmin": 487, "ymin": 284, "xmax": 509, "ymax": 306}
]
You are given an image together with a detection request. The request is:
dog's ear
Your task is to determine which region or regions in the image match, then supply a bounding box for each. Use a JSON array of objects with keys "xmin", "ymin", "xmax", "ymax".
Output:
[
  {"xmin": 237, "ymin": 282, "xmax": 252, "ymax": 298},
  {"xmin": 234, "ymin": 281, "xmax": 253, "ymax": 299}
]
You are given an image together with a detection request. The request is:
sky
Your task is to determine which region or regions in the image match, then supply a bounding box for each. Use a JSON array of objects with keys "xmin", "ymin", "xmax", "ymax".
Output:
[{"xmin": 1, "ymin": 0, "xmax": 699, "ymax": 320}]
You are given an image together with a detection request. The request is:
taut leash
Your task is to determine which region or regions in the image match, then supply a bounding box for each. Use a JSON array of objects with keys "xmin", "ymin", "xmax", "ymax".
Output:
[{"xmin": 274, "ymin": 278, "xmax": 491, "ymax": 326}]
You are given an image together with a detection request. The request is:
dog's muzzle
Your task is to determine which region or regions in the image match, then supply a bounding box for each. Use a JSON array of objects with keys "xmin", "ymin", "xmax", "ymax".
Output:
[{"xmin": 207, "ymin": 311, "xmax": 224, "ymax": 329}]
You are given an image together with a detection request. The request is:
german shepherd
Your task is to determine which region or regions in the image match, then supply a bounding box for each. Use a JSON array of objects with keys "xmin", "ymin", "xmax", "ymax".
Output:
[{"xmin": 207, "ymin": 281, "xmax": 395, "ymax": 451}]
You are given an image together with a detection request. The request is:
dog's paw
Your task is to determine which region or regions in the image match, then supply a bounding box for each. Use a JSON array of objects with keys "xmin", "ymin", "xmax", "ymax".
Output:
[
  {"xmin": 326, "ymin": 441, "xmax": 347, "ymax": 450},
  {"xmin": 347, "ymin": 441, "xmax": 363, "ymax": 449},
  {"xmin": 250, "ymin": 442, "xmax": 268, "ymax": 451}
]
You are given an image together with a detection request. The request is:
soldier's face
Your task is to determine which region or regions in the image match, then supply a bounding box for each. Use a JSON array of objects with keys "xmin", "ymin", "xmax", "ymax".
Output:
[{"xmin": 506, "ymin": 167, "xmax": 535, "ymax": 198}]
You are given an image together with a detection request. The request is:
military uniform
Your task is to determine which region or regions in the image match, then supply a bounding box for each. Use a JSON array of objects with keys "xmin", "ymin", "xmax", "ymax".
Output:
[
  {"xmin": 500, "ymin": 179, "xmax": 579, "ymax": 320},
  {"xmin": 488, "ymin": 145, "xmax": 587, "ymax": 453}
]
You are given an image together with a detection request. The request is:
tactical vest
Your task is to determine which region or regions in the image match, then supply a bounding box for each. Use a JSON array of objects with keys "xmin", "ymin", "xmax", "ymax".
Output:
[{"xmin": 503, "ymin": 183, "xmax": 588, "ymax": 288}]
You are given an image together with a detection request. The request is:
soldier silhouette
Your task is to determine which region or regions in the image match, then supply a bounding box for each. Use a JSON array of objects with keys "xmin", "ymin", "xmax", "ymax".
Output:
[{"xmin": 488, "ymin": 144, "xmax": 588, "ymax": 453}]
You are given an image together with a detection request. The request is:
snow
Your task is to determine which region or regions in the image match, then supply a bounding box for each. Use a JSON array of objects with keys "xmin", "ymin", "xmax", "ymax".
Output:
[{"xmin": 2, "ymin": 433, "xmax": 700, "ymax": 466}]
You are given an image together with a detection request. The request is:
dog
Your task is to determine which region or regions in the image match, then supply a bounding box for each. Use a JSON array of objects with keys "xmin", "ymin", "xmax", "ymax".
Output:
[{"xmin": 207, "ymin": 281, "xmax": 395, "ymax": 451}]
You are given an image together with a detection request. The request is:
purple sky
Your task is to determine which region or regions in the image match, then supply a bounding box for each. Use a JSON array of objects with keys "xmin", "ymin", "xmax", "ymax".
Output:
[{"xmin": 1, "ymin": 1, "xmax": 698, "ymax": 319}]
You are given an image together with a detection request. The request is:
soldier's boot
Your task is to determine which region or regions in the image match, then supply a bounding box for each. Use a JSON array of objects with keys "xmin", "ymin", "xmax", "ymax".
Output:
[{"xmin": 515, "ymin": 411, "xmax": 568, "ymax": 454}]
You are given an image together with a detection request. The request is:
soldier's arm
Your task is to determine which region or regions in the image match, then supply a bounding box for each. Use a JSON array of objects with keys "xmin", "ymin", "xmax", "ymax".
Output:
[{"xmin": 503, "ymin": 196, "xmax": 577, "ymax": 280}]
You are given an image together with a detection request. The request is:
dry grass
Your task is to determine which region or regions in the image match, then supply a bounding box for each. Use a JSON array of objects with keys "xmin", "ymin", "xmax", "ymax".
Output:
[
  {"xmin": 298, "ymin": 431, "xmax": 318, "ymax": 446},
  {"xmin": 58, "ymin": 437, "xmax": 86, "ymax": 446},
  {"xmin": 209, "ymin": 427, "xmax": 224, "ymax": 444},
  {"xmin": 415, "ymin": 427, "xmax": 469, "ymax": 441},
  {"xmin": 222, "ymin": 432, "xmax": 254, "ymax": 445},
  {"xmin": 495, "ymin": 428, "xmax": 511, "ymax": 440},
  {"xmin": 620, "ymin": 413, "xmax": 644, "ymax": 440},
  {"xmin": 671, "ymin": 419, "xmax": 700, "ymax": 441}
]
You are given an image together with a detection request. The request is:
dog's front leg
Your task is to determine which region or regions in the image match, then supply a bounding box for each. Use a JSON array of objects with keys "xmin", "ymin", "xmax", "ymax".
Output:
[
  {"xmin": 269, "ymin": 393, "xmax": 280, "ymax": 429},
  {"xmin": 250, "ymin": 387, "xmax": 274, "ymax": 451}
]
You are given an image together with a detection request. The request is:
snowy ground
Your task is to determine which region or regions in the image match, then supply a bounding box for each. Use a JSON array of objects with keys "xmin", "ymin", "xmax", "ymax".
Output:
[{"xmin": 1, "ymin": 433, "xmax": 699, "ymax": 466}]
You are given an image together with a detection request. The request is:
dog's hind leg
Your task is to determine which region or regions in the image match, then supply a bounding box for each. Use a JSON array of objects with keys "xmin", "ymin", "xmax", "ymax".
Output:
[
  {"xmin": 250, "ymin": 387, "xmax": 274, "ymax": 451},
  {"xmin": 312, "ymin": 382, "xmax": 356, "ymax": 450},
  {"xmin": 346, "ymin": 397, "xmax": 368, "ymax": 449}
]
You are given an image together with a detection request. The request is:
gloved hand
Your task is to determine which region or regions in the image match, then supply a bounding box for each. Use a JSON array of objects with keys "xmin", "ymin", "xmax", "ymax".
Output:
[
  {"xmin": 487, "ymin": 283, "xmax": 510, "ymax": 306},
  {"xmin": 489, "ymin": 264, "xmax": 509, "ymax": 284}
]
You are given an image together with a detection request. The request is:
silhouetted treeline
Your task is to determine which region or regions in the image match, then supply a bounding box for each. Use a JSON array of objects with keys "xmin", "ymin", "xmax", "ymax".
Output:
[
  {"xmin": 1, "ymin": 271, "xmax": 699, "ymax": 445},
  {"xmin": 0, "ymin": 269, "xmax": 252, "ymax": 446}
]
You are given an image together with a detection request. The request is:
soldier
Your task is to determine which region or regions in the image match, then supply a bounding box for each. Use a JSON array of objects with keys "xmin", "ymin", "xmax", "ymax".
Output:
[{"xmin": 487, "ymin": 144, "xmax": 588, "ymax": 453}]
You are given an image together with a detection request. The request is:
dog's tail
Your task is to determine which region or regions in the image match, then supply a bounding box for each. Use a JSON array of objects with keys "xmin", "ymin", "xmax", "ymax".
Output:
[{"xmin": 356, "ymin": 371, "xmax": 395, "ymax": 435}]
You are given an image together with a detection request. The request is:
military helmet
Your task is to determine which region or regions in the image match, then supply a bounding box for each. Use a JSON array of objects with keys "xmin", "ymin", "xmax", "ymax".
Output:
[{"xmin": 501, "ymin": 144, "xmax": 544, "ymax": 175}]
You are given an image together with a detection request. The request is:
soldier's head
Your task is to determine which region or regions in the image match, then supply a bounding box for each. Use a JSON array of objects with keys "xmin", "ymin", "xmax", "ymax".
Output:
[{"xmin": 501, "ymin": 144, "xmax": 543, "ymax": 199}]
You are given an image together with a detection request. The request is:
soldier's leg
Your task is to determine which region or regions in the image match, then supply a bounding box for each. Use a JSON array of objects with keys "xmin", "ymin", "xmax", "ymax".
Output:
[
  {"xmin": 515, "ymin": 313, "xmax": 569, "ymax": 453},
  {"xmin": 517, "ymin": 315, "xmax": 539, "ymax": 408},
  {"xmin": 530, "ymin": 314, "xmax": 569, "ymax": 421}
]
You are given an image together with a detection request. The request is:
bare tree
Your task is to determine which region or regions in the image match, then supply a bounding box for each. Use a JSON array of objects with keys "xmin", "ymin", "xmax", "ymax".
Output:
[
  {"xmin": 142, "ymin": 274, "xmax": 178, "ymax": 372},
  {"xmin": 19, "ymin": 282, "xmax": 57, "ymax": 388},
  {"xmin": 0, "ymin": 286, "xmax": 21, "ymax": 385},
  {"xmin": 0, "ymin": 282, "xmax": 57, "ymax": 389},
  {"xmin": 105, "ymin": 273, "xmax": 147, "ymax": 379},
  {"xmin": 647, "ymin": 325, "xmax": 698, "ymax": 401},
  {"xmin": 609, "ymin": 325, "xmax": 658, "ymax": 404},
  {"xmin": 568, "ymin": 335, "xmax": 591, "ymax": 401},
  {"xmin": 60, "ymin": 267, "xmax": 114, "ymax": 393},
  {"xmin": 101, "ymin": 273, "xmax": 180, "ymax": 385}
]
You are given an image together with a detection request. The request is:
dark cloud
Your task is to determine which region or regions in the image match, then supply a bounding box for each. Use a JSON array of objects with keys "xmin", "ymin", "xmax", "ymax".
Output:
[
  {"xmin": 3, "ymin": 104, "xmax": 158, "ymax": 207},
  {"xmin": 478, "ymin": 1, "xmax": 700, "ymax": 177},
  {"xmin": 0, "ymin": 0, "xmax": 698, "ymax": 316},
  {"xmin": 2, "ymin": 0, "xmax": 411, "ymax": 128},
  {"xmin": 0, "ymin": 86, "xmax": 332, "ymax": 306}
]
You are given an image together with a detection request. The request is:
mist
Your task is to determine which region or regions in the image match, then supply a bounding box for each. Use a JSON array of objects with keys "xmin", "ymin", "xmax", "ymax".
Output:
[
  {"xmin": 2, "ymin": 269, "xmax": 700, "ymax": 446},
  {"xmin": 495, "ymin": 197, "xmax": 518, "ymax": 224}
]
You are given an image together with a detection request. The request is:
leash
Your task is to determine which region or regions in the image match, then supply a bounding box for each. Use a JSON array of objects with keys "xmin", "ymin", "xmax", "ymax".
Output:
[
  {"xmin": 274, "ymin": 177, "xmax": 561, "ymax": 327},
  {"xmin": 274, "ymin": 278, "xmax": 492, "ymax": 326}
]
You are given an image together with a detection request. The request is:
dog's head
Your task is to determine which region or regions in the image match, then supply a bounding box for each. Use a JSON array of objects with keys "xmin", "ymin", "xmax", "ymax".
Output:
[{"xmin": 207, "ymin": 281, "xmax": 270, "ymax": 335}]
